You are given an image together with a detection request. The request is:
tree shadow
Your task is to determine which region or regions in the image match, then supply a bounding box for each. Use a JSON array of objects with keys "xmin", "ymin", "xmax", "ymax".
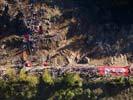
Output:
[
  {"xmin": 0, "ymin": 4, "xmax": 27, "ymax": 38},
  {"xmin": 84, "ymin": 81, "xmax": 132, "ymax": 99},
  {"xmin": 57, "ymin": 0, "xmax": 133, "ymax": 60}
]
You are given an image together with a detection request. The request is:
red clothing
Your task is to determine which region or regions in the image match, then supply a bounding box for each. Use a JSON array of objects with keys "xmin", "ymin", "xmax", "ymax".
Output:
[
  {"xmin": 38, "ymin": 25, "xmax": 43, "ymax": 34},
  {"xmin": 43, "ymin": 61, "xmax": 48, "ymax": 66},
  {"xmin": 25, "ymin": 61, "xmax": 32, "ymax": 67},
  {"xmin": 24, "ymin": 34, "xmax": 29, "ymax": 41}
]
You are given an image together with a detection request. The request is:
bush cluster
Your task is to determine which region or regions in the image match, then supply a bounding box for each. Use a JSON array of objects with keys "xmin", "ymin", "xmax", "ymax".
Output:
[
  {"xmin": 0, "ymin": 69, "xmax": 97, "ymax": 100},
  {"xmin": 0, "ymin": 68, "xmax": 132, "ymax": 100}
]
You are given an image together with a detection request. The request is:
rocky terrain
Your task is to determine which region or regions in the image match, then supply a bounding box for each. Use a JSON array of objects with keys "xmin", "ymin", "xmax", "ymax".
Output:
[
  {"xmin": 0, "ymin": 0, "xmax": 133, "ymax": 100},
  {"xmin": 0, "ymin": 0, "xmax": 132, "ymax": 67}
]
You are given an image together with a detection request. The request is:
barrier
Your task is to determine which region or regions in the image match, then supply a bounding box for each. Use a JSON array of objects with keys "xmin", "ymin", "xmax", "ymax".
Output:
[
  {"xmin": 0, "ymin": 63, "xmax": 132, "ymax": 78},
  {"xmin": 98, "ymin": 66, "xmax": 129, "ymax": 76}
]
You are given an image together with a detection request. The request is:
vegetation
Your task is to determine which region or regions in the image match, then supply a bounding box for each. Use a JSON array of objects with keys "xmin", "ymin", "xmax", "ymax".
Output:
[
  {"xmin": 0, "ymin": 69, "xmax": 132, "ymax": 100},
  {"xmin": 0, "ymin": 0, "xmax": 132, "ymax": 99}
]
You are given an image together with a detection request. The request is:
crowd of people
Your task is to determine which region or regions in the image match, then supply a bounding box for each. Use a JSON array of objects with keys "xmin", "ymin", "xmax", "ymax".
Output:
[
  {"xmin": 0, "ymin": 1, "xmax": 48, "ymax": 68},
  {"xmin": 0, "ymin": 1, "xmax": 46, "ymax": 35},
  {"xmin": 0, "ymin": 0, "xmax": 64, "ymax": 68}
]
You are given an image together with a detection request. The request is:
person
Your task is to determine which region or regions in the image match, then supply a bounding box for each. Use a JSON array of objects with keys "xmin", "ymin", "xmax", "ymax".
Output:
[
  {"xmin": 38, "ymin": 23, "xmax": 43, "ymax": 34},
  {"xmin": 43, "ymin": 61, "xmax": 49, "ymax": 66},
  {"xmin": 25, "ymin": 60, "xmax": 32, "ymax": 67},
  {"xmin": 39, "ymin": 4, "xmax": 45, "ymax": 17},
  {"xmin": 27, "ymin": 27, "xmax": 33, "ymax": 35},
  {"xmin": 23, "ymin": 33, "xmax": 34, "ymax": 55}
]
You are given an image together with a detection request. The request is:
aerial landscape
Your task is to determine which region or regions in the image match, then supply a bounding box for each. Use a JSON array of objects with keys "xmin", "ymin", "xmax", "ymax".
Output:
[{"xmin": 0, "ymin": 0, "xmax": 133, "ymax": 100}]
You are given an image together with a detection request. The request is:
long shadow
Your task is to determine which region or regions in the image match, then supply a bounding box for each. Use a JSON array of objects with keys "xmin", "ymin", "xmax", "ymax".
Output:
[
  {"xmin": 83, "ymin": 81, "xmax": 132, "ymax": 99},
  {"xmin": 56, "ymin": 0, "xmax": 133, "ymax": 61},
  {"xmin": 0, "ymin": 4, "xmax": 27, "ymax": 38}
]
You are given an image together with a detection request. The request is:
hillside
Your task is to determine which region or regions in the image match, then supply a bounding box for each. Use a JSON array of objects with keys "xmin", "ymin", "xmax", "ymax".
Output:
[
  {"xmin": 0, "ymin": 0, "xmax": 133, "ymax": 100},
  {"xmin": 0, "ymin": 0, "xmax": 132, "ymax": 67}
]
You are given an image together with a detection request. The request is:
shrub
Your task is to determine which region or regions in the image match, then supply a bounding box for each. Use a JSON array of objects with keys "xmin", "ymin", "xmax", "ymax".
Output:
[
  {"xmin": 5, "ymin": 67, "xmax": 16, "ymax": 81},
  {"xmin": 19, "ymin": 69, "xmax": 39, "ymax": 86},
  {"xmin": 82, "ymin": 88, "xmax": 97, "ymax": 99},
  {"xmin": 50, "ymin": 89, "xmax": 75, "ymax": 100},
  {"xmin": 63, "ymin": 73, "xmax": 82, "ymax": 87},
  {"xmin": 129, "ymin": 78, "xmax": 133, "ymax": 85},
  {"xmin": 18, "ymin": 69, "xmax": 27, "ymax": 81},
  {"xmin": 65, "ymin": 90, "xmax": 75, "ymax": 100},
  {"xmin": 42, "ymin": 69, "xmax": 54, "ymax": 85}
]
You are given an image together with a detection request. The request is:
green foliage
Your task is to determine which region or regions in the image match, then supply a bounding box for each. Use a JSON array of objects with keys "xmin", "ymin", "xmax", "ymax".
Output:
[
  {"xmin": 119, "ymin": 77, "xmax": 126, "ymax": 84},
  {"xmin": 42, "ymin": 69, "xmax": 54, "ymax": 85},
  {"xmin": 18, "ymin": 69, "xmax": 27, "ymax": 81},
  {"xmin": 82, "ymin": 88, "xmax": 97, "ymax": 99},
  {"xmin": 17, "ymin": 70, "xmax": 39, "ymax": 99},
  {"xmin": 0, "ymin": 69, "xmax": 39, "ymax": 99},
  {"xmin": 129, "ymin": 77, "xmax": 133, "ymax": 85},
  {"xmin": 63, "ymin": 73, "xmax": 82, "ymax": 87},
  {"xmin": 26, "ymin": 75, "xmax": 39, "ymax": 87},
  {"xmin": 19, "ymin": 69, "xmax": 39, "ymax": 86},
  {"xmin": 111, "ymin": 77, "xmax": 129, "ymax": 85},
  {"xmin": 50, "ymin": 88, "xmax": 83, "ymax": 100},
  {"xmin": 5, "ymin": 67, "xmax": 16, "ymax": 81},
  {"xmin": 0, "ymin": 70, "xmax": 132, "ymax": 100},
  {"xmin": 48, "ymin": 73, "xmax": 83, "ymax": 100}
]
